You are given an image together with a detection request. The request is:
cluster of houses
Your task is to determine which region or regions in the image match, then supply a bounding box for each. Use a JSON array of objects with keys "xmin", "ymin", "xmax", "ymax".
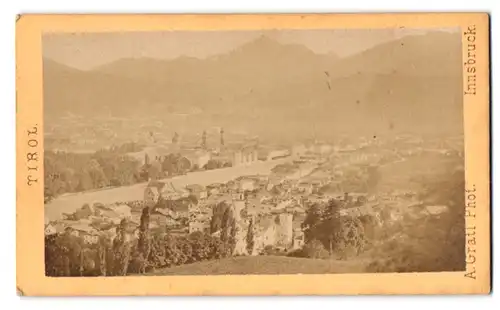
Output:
[
  {"xmin": 132, "ymin": 154, "xmax": 378, "ymax": 255},
  {"xmin": 43, "ymin": 137, "xmax": 406, "ymax": 246},
  {"xmin": 44, "ymin": 202, "xmax": 138, "ymax": 245},
  {"xmin": 138, "ymin": 155, "xmax": 368, "ymax": 255},
  {"xmin": 142, "ymin": 175, "xmax": 309, "ymax": 255},
  {"xmin": 44, "ymin": 160, "xmax": 449, "ymax": 262},
  {"xmin": 45, "ymin": 132, "xmax": 461, "ymax": 266}
]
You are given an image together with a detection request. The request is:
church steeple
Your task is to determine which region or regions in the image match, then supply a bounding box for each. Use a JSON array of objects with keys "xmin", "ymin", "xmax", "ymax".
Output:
[
  {"xmin": 172, "ymin": 132, "xmax": 179, "ymax": 144},
  {"xmin": 201, "ymin": 130, "xmax": 207, "ymax": 150},
  {"xmin": 220, "ymin": 128, "xmax": 225, "ymax": 147}
]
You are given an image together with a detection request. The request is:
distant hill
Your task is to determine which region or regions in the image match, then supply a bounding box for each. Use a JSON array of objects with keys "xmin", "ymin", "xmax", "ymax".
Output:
[
  {"xmin": 43, "ymin": 31, "xmax": 463, "ymax": 139},
  {"xmin": 328, "ymin": 31, "xmax": 462, "ymax": 77},
  {"xmin": 95, "ymin": 35, "xmax": 339, "ymax": 83}
]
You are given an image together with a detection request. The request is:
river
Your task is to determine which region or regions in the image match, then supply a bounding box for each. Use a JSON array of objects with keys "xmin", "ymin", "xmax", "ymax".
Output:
[{"xmin": 44, "ymin": 158, "xmax": 295, "ymax": 223}]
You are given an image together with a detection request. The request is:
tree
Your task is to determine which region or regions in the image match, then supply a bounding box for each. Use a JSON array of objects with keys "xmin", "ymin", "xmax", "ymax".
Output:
[
  {"xmin": 228, "ymin": 218, "xmax": 238, "ymax": 256},
  {"xmin": 330, "ymin": 216, "xmax": 366, "ymax": 259},
  {"xmin": 162, "ymin": 154, "xmax": 178, "ymax": 176},
  {"xmin": 44, "ymin": 146, "xmax": 144, "ymax": 197},
  {"xmin": 97, "ymin": 236, "xmax": 111, "ymax": 276},
  {"xmin": 85, "ymin": 159, "xmax": 108, "ymax": 189},
  {"xmin": 220, "ymin": 207, "xmax": 235, "ymax": 257},
  {"xmin": 139, "ymin": 166, "xmax": 150, "ymax": 182},
  {"xmin": 107, "ymin": 156, "xmax": 140, "ymax": 186},
  {"xmin": 44, "ymin": 186, "xmax": 55, "ymax": 204},
  {"xmin": 220, "ymin": 208, "xmax": 232, "ymax": 243},
  {"xmin": 323, "ymin": 199, "xmax": 342, "ymax": 256},
  {"xmin": 162, "ymin": 234, "xmax": 181, "ymax": 267},
  {"xmin": 324, "ymin": 199, "xmax": 342, "ymax": 220},
  {"xmin": 188, "ymin": 231, "xmax": 211, "ymax": 261},
  {"xmin": 302, "ymin": 204, "xmax": 322, "ymax": 243},
  {"xmin": 75, "ymin": 171, "xmax": 93, "ymax": 192},
  {"xmin": 210, "ymin": 201, "xmax": 230, "ymax": 234},
  {"xmin": 209, "ymin": 237, "xmax": 225, "ymax": 259},
  {"xmin": 178, "ymin": 239, "xmax": 193, "ymax": 264},
  {"xmin": 148, "ymin": 234, "xmax": 168, "ymax": 268},
  {"xmin": 302, "ymin": 239, "xmax": 329, "ymax": 259},
  {"xmin": 402, "ymin": 168, "xmax": 466, "ymax": 271},
  {"xmin": 112, "ymin": 219, "xmax": 132, "ymax": 276},
  {"xmin": 137, "ymin": 207, "xmax": 151, "ymax": 274},
  {"xmin": 177, "ymin": 157, "xmax": 191, "ymax": 173},
  {"xmin": 147, "ymin": 161, "xmax": 161, "ymax": 181},
  {"xmin": 56, "ymin": 167, "xmax": 78, "ymax": 193},
  {"xmin": 44, "ymin": 154, "xmax": 67, "ymax": 198},
  {"xmin": 246, "ymin": 218, "xmax": 255, "ymax": 255},
  {"xmin": 204, "ymin": 159, "xmax": 219, "ymax": 170}
]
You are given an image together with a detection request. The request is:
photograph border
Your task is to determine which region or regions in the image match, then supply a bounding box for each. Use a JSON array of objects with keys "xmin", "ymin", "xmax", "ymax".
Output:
[{"xmin": 16, "ymin": 13, "xmax": 490, "ymax": 296}]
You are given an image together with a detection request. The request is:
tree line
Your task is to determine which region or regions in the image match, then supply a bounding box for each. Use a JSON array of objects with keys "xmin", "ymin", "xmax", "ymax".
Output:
[
  {"xmin": 294, "ymin": 198, "xmax": 368, "ymax": 260},
  {"xmin": 45, "ymin": 200, "xmax": 243, "ymax": 276},
  {"xmin": 365, "ymin": 167, "xmax": 466, "ymax": 272},
  {"xmin": 45, "ymin": 223, "xmax": 232, "ymax": 277},
  {"xmin": 44, "ymin": 143, "xmax": 144, "ymax": 202},
  {"xmin": 139, "ymin": 153, "xmax": 232, "ymax": 182},
  {"xmin": 44, "ymin": 142, "xmax": 233, "ymax": 203}
]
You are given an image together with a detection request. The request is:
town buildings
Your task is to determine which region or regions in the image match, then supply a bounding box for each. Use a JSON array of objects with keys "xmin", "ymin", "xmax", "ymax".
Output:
[
  {"xmin": 44, "ymin": 129, "xmax": 463, "ymax": 270},
  {"xmin": 232, "ymin": 146, "xmax": 259, "ymax": 166}
]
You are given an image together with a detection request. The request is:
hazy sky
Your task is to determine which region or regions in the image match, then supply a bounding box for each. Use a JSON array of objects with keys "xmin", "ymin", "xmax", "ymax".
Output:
[{"xmin": 43, "ymin": 28, "xmax": 458, "ymax": 70}]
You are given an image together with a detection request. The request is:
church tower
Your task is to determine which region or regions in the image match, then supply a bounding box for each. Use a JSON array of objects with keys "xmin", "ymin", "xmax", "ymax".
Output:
[
  {"xmin": 201, "ymin": 130, "xmax": 207, "ymax": 150},
  {"xmin": 220, "ymin": 128, "xmax": 225, "ymax": 149},
  {"xmin": 172, "ymin": 132, "xmax": 179, "ymax": 145}
]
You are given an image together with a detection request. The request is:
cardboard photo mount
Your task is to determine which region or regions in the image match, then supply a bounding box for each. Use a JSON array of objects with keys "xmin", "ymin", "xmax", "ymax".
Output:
[{"xmin": 16, "ymin": 13, "xmax": 490, "ymax": 296}]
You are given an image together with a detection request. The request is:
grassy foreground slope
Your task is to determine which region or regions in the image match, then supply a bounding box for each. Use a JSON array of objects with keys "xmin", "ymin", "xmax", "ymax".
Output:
[{"xmin": 150, "ymin": 256, "xmax": 369, "ymax": 276}]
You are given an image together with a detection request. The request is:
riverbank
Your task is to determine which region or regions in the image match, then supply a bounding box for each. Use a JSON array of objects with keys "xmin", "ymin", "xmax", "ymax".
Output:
[{"xmin": 45, "ymin": 157, "xmax": 295, "ymax": 223}]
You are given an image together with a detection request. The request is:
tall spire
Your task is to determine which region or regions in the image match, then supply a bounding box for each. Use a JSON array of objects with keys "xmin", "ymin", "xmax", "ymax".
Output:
[
  {"xmin": 201, "ymin": 130, "xmax": 207, "ymax": 150},
  {"xmin": 172, "ymin": 132, "xmax": 179, "ymax": 144},
  {"xmin": 220, "ymin": 128, "xmax": 225, "ymax": 147}
]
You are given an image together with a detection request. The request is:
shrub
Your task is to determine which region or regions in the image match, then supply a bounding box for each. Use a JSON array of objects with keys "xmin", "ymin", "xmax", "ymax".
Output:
[
  {"xmin": 365, "ymin": 215, "xmax": 466, "ymax": 273},
  {"xmin": 128, "ymin": 252, "xmax": 147, "ymax": 274},
  {"xmin": 302, "ymin": 239, "xmax": 329, "ymax": 259},
  {"xmin": 331, "ymin": 216, "xmax": 366, "ymax": 260},
  {"xmin": 287, "ymin": 248, "xmax": 306, "ymax": 258}
]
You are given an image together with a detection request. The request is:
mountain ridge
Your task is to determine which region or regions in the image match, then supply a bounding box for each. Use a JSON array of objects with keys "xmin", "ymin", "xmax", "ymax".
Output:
[{"xmin": 43, "ymin": 31, "xmax": 464, "ymax": 138}]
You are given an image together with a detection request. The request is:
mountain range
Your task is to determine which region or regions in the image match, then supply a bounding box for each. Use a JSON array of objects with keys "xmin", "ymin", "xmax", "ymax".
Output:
[{"xmin": 43, "ymin": 31, "xmax": 464, "ymax": 140}]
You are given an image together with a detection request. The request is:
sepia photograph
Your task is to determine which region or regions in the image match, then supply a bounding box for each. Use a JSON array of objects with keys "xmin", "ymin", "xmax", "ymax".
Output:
[
  {"xmin": 16, "ymin": 13, "xmax": 490, "ymax": 295},
  {"xmin": 42, "ymin": 27, "xmax": 467, "ymax": 276}
]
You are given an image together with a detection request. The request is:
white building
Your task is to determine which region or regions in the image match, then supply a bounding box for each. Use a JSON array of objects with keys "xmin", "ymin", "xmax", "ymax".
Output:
[
  {"xmin": 189, "ymin": 221, "xmax": 209, "ymax": 234},
  {"xmin": 292, "ymin": 228, "xmax": 305, "ymax": 250},
  {"xmin": 44, "ymin": 223, "xmax": 57, "ymax": 235},
  {"xmin": 231, "ymin": 194, "xmax": 246, "ymax": 222},
  {"xmin": 240, "ymin": 179, "xmax": 257, "ymax": 192},
  {"xmin": 276, "ymin": 212, "xmax": 293, "ymax": 246},
  {"xmin": 232, "ymin": 148, "xmax": 258, "ymax": 166},
  {"xmin": 252, "ymin": 218, "xmax": 277, "ymax": 255}
]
